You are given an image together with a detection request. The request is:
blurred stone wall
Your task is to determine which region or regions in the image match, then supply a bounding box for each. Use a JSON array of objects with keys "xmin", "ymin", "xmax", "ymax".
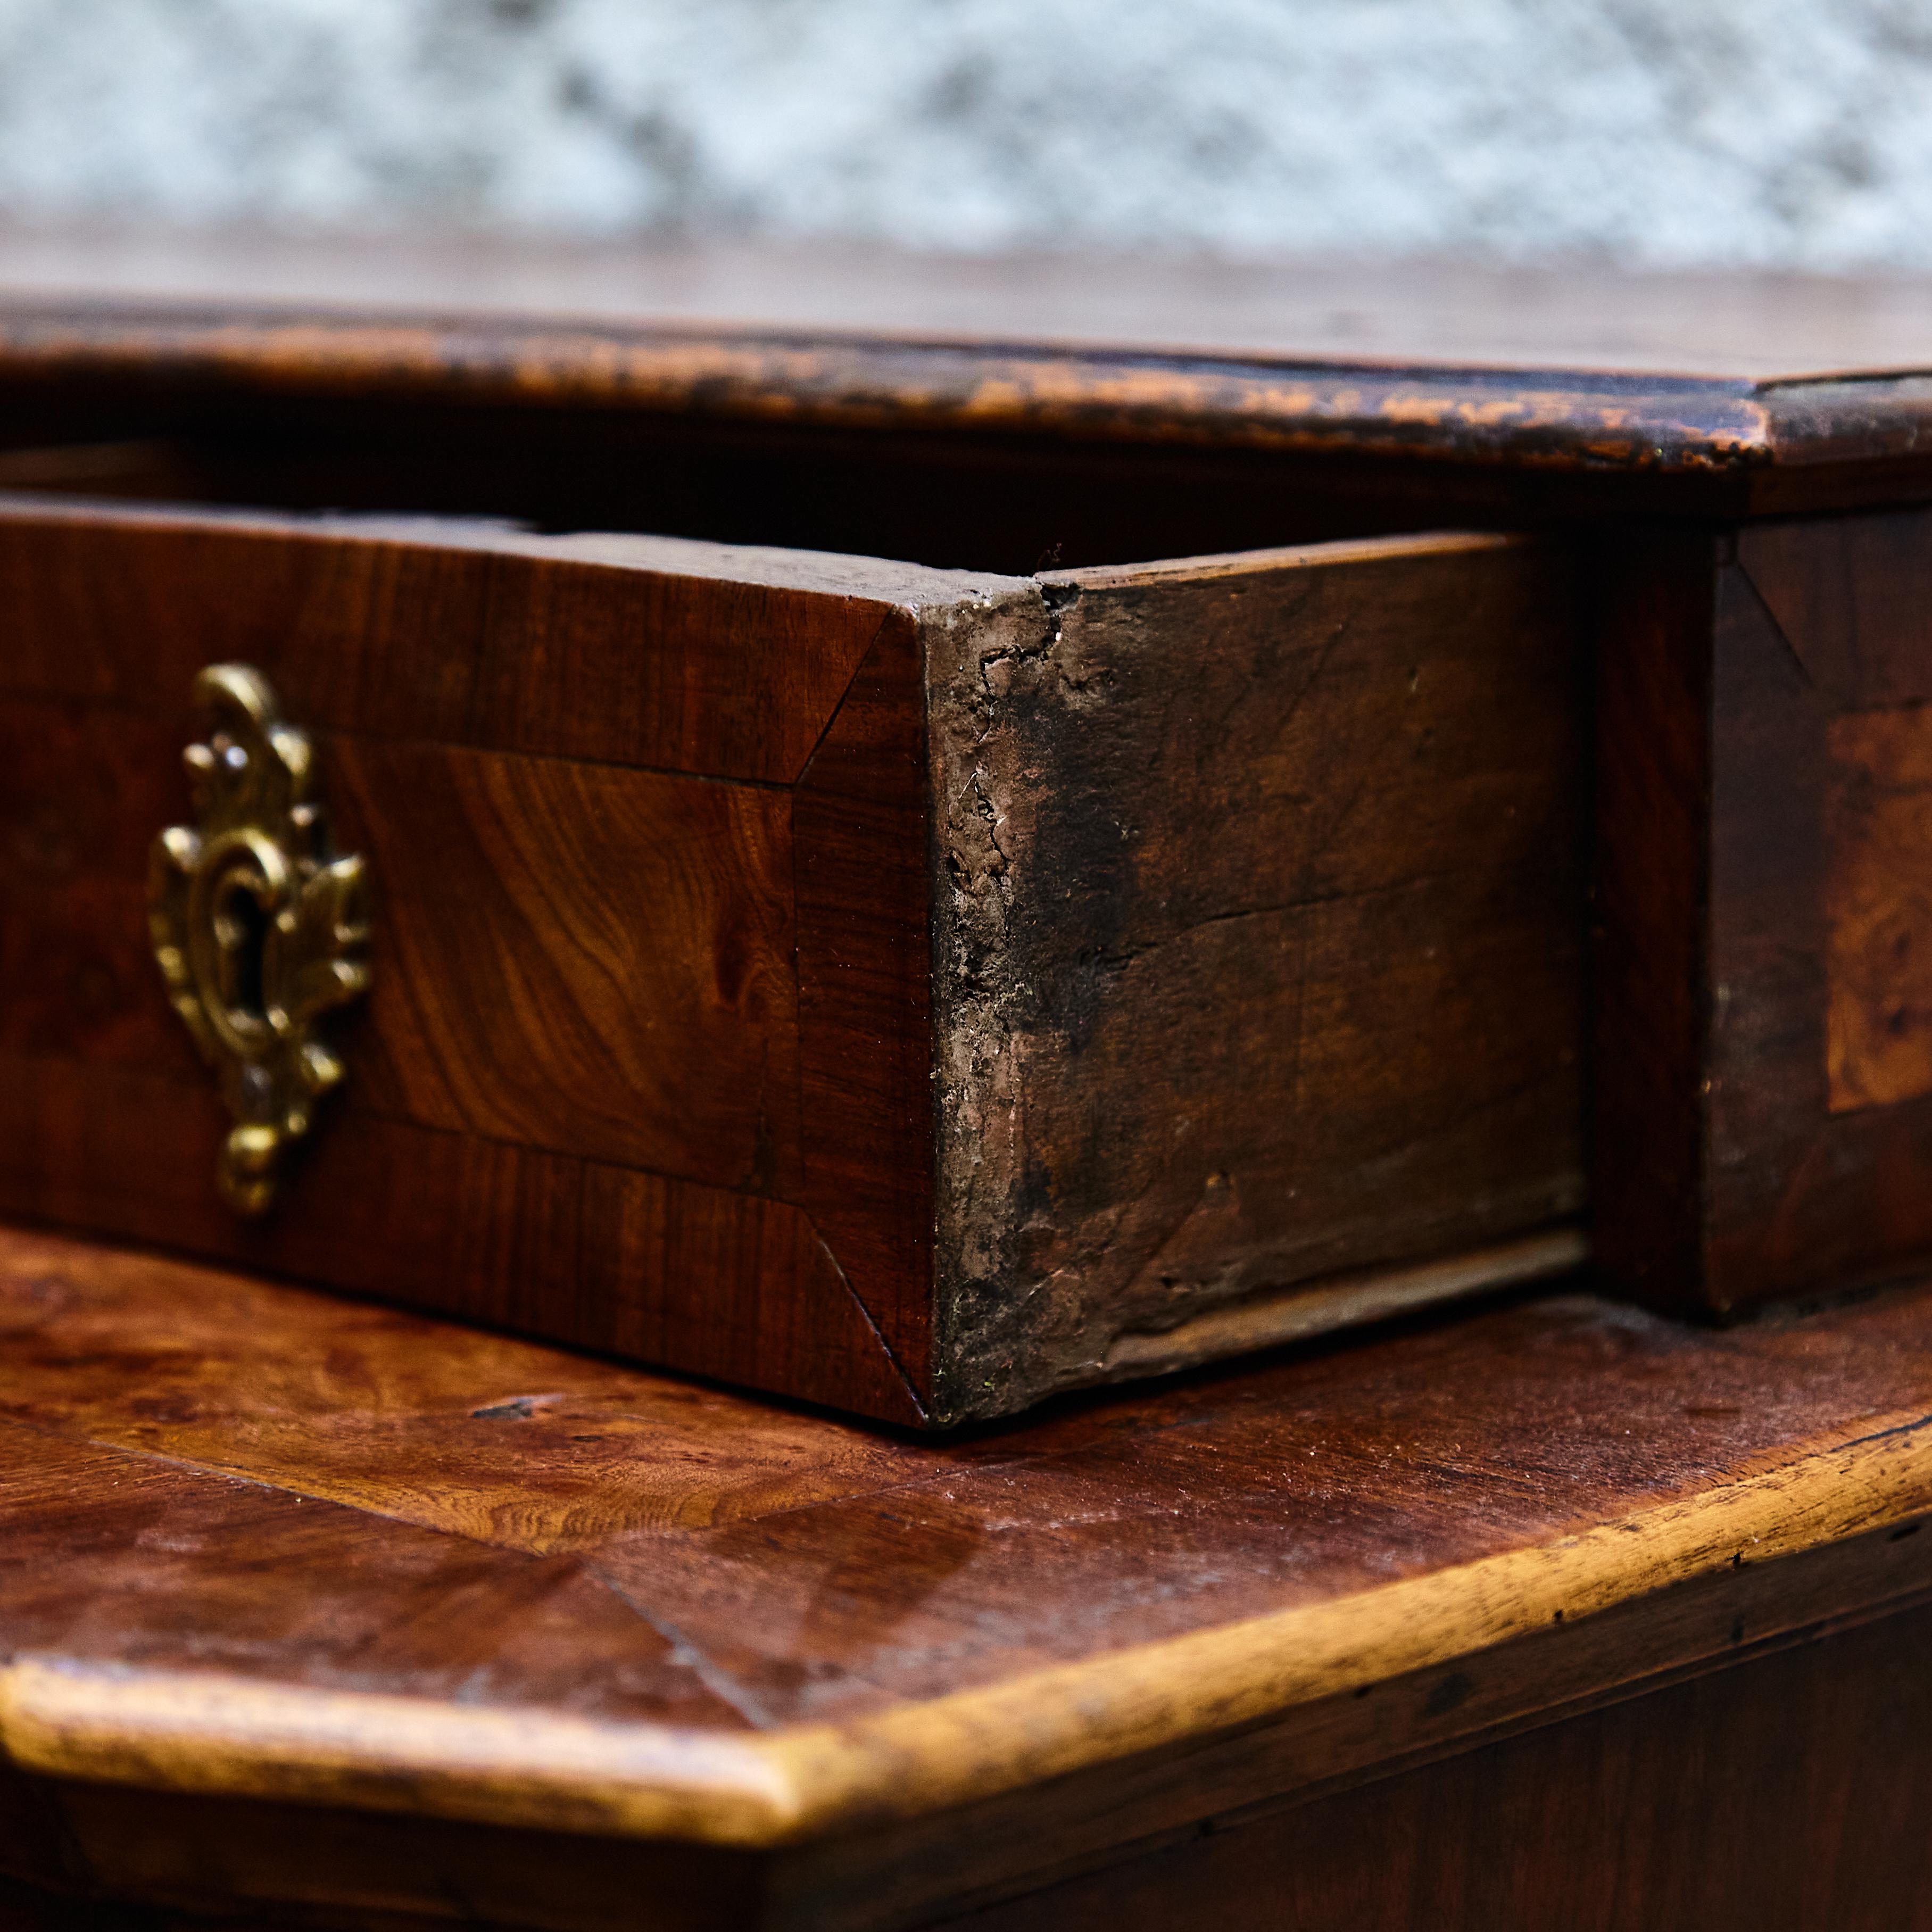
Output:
[{"xmin": 2, "ymin": 0, "xmax": 1929, "ymax": 267}]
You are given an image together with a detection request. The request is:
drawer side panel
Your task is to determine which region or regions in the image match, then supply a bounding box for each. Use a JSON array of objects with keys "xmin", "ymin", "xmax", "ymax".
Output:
[{"xmin": 930, "ymin": 534, "xmax": 1587, "ymax": 1420}]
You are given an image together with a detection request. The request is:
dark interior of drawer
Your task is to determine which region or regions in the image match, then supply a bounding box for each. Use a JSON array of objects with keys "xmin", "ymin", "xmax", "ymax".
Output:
[{"xmin": 0, "ymin": 389, "xmax": 1544, "ymax": 574}]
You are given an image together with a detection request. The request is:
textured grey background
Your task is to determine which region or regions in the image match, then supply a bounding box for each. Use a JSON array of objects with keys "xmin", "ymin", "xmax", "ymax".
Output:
[{"xmin": 1, "ymin": 0, "xmax": 1930, "ymax": 268}]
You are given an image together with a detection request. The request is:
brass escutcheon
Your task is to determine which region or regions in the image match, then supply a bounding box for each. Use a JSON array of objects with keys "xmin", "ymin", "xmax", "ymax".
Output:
[{"xmin": 148, "ymin": 665, "xmax": 370, "ymax": 1214}]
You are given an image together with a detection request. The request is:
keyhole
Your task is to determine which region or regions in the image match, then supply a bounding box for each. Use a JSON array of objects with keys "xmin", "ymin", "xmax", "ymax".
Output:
[{"xmin": 213, "ymin": 877, "xmax": 270, "ymax": 1024}]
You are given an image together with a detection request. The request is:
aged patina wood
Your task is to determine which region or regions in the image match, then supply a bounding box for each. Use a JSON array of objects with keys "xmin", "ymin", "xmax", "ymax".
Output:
[
  {"xmin": 929, "ymin": 532, "xmax": 1585, "ymax": 1415},
  {"xmin": 1595, "ymin": 504, "xmax": 1932, "ymax": 1319},
  {"xmin": 9, "ymin": 243, "xmax": 1932, "ymax": 1374},
  {"xmin": 7, "ymin": 242, "xmax": 1932, "ymax": 521},
  {"xmin": 1, "ymin": 1225, "xmax": 1931, "ymax": 1930},
  {"xmin": 11, "ymin": 246, "xmax": 1932, "ymax": 591},
  {"xmin": 0, "ymin": 497, "xmax": 1586, "ymax": 1423}
]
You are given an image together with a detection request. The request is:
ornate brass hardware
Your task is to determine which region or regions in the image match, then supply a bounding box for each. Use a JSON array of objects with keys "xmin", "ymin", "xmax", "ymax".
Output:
[{"xmin": 148, "ymin": 665, "xmax": 370, "ymax": 1215}]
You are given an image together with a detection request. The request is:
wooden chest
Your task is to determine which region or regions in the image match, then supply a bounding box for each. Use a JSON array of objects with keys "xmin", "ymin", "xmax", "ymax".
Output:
[{"xmin": 3, "ymin": 242, "xmax": 1929, "ymax": 1423}]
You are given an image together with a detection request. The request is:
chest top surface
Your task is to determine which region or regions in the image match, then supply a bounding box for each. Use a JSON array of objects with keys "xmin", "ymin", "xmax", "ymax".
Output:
[
  {"xmin": 2, "ymin": 1221, "xmax": 1930, "ymax": 1850},
  {"xmin": 4, "ymin": 229, "xmax": 1932, "ymax": 510}
]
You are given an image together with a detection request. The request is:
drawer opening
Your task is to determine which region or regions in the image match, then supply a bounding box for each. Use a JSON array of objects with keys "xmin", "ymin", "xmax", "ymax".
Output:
[{"xmin": 0, "ymin": 405, "xmax": 1512, "ymax": 576}]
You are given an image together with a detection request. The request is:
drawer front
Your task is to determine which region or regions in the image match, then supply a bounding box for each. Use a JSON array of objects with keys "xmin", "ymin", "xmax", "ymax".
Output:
[{"xmin": 0, "ymin": 499, "xmax": 979, "ymax": 1424}]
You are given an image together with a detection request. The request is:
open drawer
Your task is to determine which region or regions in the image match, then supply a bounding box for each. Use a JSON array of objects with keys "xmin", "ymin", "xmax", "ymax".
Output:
[{"xmin": 0, "ymin": 484, "xmax": 1586, "ymax": 1426}]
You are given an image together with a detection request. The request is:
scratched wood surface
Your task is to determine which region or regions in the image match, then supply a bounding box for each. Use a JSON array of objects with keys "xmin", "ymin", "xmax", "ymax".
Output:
[
  {"xmin": 0, "ymin": 1221, "xmax": 1927, "ymax": 1772},
  {"xmin": 1, "ymin": 1224, "xmax": 1932, "ymax": 1930},
  {"xmin": 928, "ymin": 532, "xmax": 1586, "ymax": 1417}
]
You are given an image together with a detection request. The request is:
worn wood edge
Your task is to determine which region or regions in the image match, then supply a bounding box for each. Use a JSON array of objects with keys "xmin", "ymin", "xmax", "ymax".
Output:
[
  {"xmin": 758, "ymin": 1412, "xmax": 1932, "ymax": 1831},
  {"xmin": 3, "ymin": 1405, "xmax": 1928, "ymax": 1848},
  {"xmin": 1095, "ymin": 1226, "xmax": 1588, "ymax": 1379},
  {"xmin": 775, "ymin": 1513, "xmax": 1932, "ymax": 1932},
  {"xmin": 0, "ymin": 309, "xmax": 1786, "ymax": 472},
  {"xmin": 0, "ymin": 1663, "xmax": 803, "ymax": 1845}
]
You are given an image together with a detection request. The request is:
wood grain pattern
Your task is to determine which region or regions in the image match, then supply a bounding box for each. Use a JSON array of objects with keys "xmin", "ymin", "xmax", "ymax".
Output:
[
  {"xmin": 952, "ymin": 1597, "xmax": 1932, "ymax": 1932},
  {"xmin": 1737, "ymin": 507, "xmax": 1932, "ymax": 712},
  {"xmin": 464, "ymin": 538, "xmax": 900, "ymax": 784},
  {"xmin": 3, "ymin": 701, "xmax": 801, "ymax": 1184},
  {"xmin": 930, "ymin": 532, "xmax": 1586, "ymax": 1417},
  {"xmin": 1705, "ymin": 549, "xmax": 1838, "ymax": 1310},
  {"xmin": 0, "ymin": 497, "xmax": 906, "ymax": 783},
  {"xmin": 0, "ymin": 1071, "xmax": 923, "ymax": 1432},
  {"xmin": 2, "ymin": 1223, "xmax": 1932, "ymax": 1859},
  {"xmin": 332, "ymin": 735, "xmax": 800, "ymax": 1187},
  {"xmin": 1826, "ymin": 706, "xmax": 1932, "ymax": 1113},
  {"xmin": 0, "ymin": 700, "xmax": 195, "ymax": 1079},
  {"xmin": 19, "ymin": 314, "xmax": 1932, "ymax": 1399},
  {"xmin": 778, "ymin": 1508, "xmax": 1932, "ymax": 1930},
  {"xmin": 3, "ymin": 1492, "xmax": 1931, "ymax": 1932},
  {"xmin": 8, "ymin": 242, "xmax": 1932, "ymax": 1922},
  {"xmin": 0, "ymin": 498, "xmax": 997, "ymax": 1422},
  {"xmin": 1597, "ymin": 506, "xmax": 1932, "ymax": 1314}
]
